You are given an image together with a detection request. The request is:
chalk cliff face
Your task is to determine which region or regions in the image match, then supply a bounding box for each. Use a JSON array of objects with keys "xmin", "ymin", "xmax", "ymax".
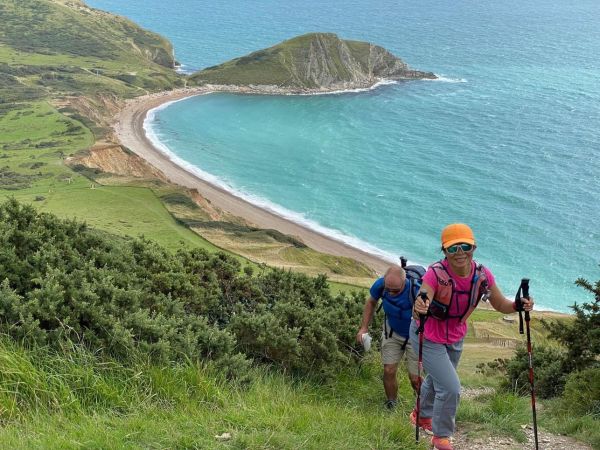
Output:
[{"xmin": 190, "ymin": 33, "xmax": 436, "ymax": 91}]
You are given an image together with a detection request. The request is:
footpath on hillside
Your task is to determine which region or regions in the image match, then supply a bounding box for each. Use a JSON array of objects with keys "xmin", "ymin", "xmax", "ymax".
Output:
[
  {"xmin": 454, "ymin": 426, "xmax": 593, "ymax": 450},
  {"xmin": 447, "ymin": 388, "xmax": 593, "ymax": 450}
]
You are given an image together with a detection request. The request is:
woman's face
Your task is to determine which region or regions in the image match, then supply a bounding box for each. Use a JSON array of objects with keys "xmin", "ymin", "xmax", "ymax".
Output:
[{"xmin": 444, "ymin": 243, "xmax": 475, "ymax": 274}]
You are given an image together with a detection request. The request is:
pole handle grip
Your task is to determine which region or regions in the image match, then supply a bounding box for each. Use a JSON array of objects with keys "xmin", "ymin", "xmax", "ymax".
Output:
[
  {"xmin": 417, "ymin": 292, "xmax": 428, "ymax": 334},
  {"xmin": 521, "ymin": 278, "xmax": 531, "ymax": 322}
]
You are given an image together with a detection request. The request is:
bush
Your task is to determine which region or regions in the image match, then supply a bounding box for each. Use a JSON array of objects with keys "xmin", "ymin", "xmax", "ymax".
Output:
[
  {"xmin": 499, "ymin": 271, "xmax": 600, "ymax": 399},
  {"xmin": 228, "ymin": 271, "xmax": 364, "ymax": 378},
  {"xmin": 560, "ymin": 367, "xmax": 600, "ymax": 417},
  {"xmin": 501, "ymin": 344, "xmax": 566, "ymax": 399},
  {"xmin": 0, "ymin": 199, "xmax": 364, "ymax": 379},
  {"xmin": 544, "ymin": 276, "xmax": 600, "ymax": 374}
]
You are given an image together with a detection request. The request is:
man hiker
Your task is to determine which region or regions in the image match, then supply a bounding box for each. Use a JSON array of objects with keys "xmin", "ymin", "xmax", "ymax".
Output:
[{"xmin": 356, "ymin": 265, "xmax": 420, "ymax": 409}]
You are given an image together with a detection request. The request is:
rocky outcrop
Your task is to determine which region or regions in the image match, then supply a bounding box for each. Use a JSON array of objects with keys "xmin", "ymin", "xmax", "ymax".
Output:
[
  {"xmin": 190, "ymin": 33, "xmax": 436, "ymax": 91},
  {"xmin": 67, "ymin": 144, "xmax": 167, "ymax": 180}
]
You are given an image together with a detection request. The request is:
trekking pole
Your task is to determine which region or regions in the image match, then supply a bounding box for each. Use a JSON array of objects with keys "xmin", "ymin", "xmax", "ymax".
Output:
[
  {"xmin": 415, "ymin": 292, "xmax": 428, "ymax": 443},
  {"xmin": 516, "ymin": 278, "xmax": 539, "ymax": 450}
]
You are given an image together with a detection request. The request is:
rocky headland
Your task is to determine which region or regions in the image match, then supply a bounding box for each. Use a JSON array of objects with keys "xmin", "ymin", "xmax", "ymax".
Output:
[{"xmin": 190, "ymin": 32, "xmax": 436, "ymax": 93}]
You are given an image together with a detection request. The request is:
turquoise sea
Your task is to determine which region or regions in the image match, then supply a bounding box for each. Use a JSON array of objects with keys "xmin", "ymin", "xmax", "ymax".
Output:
[{"xmin": 88, "ymin": 0, "xmax": 600, "ymax": 312}]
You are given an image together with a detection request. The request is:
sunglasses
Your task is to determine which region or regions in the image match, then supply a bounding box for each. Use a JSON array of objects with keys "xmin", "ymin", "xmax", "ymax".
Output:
[
  {"xmin": 385, "ymin": 288, "xmax": 402, "ymax": 296},
  {"xmin": 446, "ymin": 243, "xmax": 474, "ymax": 254}
]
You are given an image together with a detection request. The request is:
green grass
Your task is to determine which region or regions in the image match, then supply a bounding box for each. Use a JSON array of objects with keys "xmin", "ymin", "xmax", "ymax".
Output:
[
  {"xmin": 541, "ymin": 398, "xmax": 600, "ymax": 449},
  {"xmin": 0, "ymin": 335, "xmax": 595, "ymax": 449},
  {"xmin": 0, "ymin": 102, "xmax": 222, "ymax": 252},
  {"xmin": 0, "ymin": 338, "xmax": 426, "ymax": 449},
  {"xmin": 280, "ymin": 247, "xmax": 374, "ymax": 277},
  {"xmin": 328, "ymin": 280, "xmax": 368, "ymax": 296},
  {"xmin": 38, "ymin": 185, "xmax": 220, "ymax": 251},
  {"xmin": 457, "ymin": 391, "xmax": 531, "ymax": 442}
]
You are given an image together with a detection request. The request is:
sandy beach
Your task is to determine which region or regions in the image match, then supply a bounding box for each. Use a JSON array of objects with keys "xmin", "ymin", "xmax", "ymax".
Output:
[{"xmin": 114, "ymin": 86, "xmax": 392, "ymax": 274}]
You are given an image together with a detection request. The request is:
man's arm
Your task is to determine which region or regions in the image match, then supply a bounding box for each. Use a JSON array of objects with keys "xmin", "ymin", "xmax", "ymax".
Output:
[{"xmin": 356, "ymin": 296, "xmax": 378, "ymax": 344}]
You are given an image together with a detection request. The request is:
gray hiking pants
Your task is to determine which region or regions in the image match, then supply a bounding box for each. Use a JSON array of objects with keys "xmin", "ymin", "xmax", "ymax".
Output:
[{"xmin": 409, "ymin": 319, "xmax": 463, "ymax": 438}]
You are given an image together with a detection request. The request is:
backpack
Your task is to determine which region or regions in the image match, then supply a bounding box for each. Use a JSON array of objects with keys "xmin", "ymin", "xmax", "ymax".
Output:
[
  {"xmin": 428, "ymin": 259, "xmax": 489, "ymax": 322},
  {"xmin": 400, "ymin": 256, "xmax": 426, "ymax": 306},
  {"xmin": 376, "ymin": 256, "xmax": 426, "ymax": 338}
]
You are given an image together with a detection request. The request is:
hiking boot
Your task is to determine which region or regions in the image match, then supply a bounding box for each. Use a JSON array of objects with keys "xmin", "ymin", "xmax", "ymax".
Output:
[
  {"xmin": 409, "ymin": 409, "xmax": 433, "ymax": 434},
  {"xmin": 384, "ymin": 399, "xmax": 397, "ymax": 410},
  {"xmin": 431, "ymin": 436, "xmax": 453, "ymax": 450}
]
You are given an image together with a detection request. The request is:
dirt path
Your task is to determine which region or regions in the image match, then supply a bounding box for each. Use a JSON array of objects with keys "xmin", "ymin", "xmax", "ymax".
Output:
[
  {"xmin": 444, "ymin": 388, "xmax": 594, "ymax": 450},
  {"xmin": 452, "ymin": 426, "xmax": 593, "ymax": 450}
]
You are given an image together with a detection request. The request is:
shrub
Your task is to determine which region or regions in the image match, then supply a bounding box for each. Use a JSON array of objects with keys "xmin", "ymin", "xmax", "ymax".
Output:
[
  {"xmin": 228, "ymin": 271, "xmax": 364, "ymax": 378},
  {"xmin": 501, "ymin": 345, "xmax": 566, "ymax": 399},
  {"xmin": 560, "ymin": 367, "xmax": 600, "ymax": 417},
  {"xmin": 0, "ymin": 199, "xmax": 247, "ymax": 374},
  {"xmin": 544, "ymin": 276, "xmax": 600, "ymax": 374},
  {"xmin": 0, "ymin": 199, "xmax": 364, "ymax": 379},
  {"xmin": 499, "ymin": 271, "xmax": 600, "ymax": 399}
]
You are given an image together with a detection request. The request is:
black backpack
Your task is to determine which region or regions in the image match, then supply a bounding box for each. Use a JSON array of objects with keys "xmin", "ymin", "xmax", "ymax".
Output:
[{"xmin": 400, "ymin": 256, "xmax": 426, "ymax": 306}]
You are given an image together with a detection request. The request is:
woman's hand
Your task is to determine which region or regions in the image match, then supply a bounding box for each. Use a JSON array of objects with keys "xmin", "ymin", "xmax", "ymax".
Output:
[
  {"xmin": 519, "ymin": 296, "xmax": 534, "ymax": 312},
  {"xmin": 413, "ymin": 293, "xmax": 430, "ymax": 316}
]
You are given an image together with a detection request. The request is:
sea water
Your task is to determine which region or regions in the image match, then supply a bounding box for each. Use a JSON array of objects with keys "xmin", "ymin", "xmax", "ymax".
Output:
[{"xmin": 87, "ymin": 0, "xmax": 600, "ymax": 311}]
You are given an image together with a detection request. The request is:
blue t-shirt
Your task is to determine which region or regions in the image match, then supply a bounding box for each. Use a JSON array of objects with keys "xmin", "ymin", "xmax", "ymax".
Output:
[{"xmin": 370, "ymin": 277, "xmax": 414, "ymax": 337}]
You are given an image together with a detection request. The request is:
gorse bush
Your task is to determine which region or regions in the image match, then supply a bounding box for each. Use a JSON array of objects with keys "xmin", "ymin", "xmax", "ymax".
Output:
[
  {"xmin": 0, "ymin": 199, "xmax": 244, "ymax": 374},
  {"xmin": 560, "ymin": 367, "xmax": 600, "ymax": 418},
  {"xmin": 500, "ymin": 345, "xmax": 566, "ymax": 399},
  {"xmin": 0, "ymin": 199, "xmax": 364, "ymax": 378},
  {"xmin": 500, "ymin": 270, "xmax": 600, "ymax": 399},
  {"xmin": 230, "ymin": 271, "xmax": 364, "ymax": 377}
]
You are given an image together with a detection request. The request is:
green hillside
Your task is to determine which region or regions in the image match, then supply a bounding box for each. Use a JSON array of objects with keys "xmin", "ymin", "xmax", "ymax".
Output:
[
  {"xmin": 0, "ymin": 1, "xmax": 377, "ymax": 281},
  {"xmin": 0, "ymin": 0, "xmax": 181, "ymax": 103},
  {"xmin": 190, "ymin": 32, "xmax": 436, "ymax": 89},
  {"xmin": 0, "ymin": 3, "xmax": 597, "ymax": 449},
  {"xmin": 0, "ymin": 0, "xmax": 227, "ymax": 257}
]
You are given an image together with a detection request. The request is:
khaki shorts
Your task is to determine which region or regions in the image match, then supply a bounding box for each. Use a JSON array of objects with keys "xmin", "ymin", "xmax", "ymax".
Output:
[{"xmin": 381, "ymin": 322, "xmax": 418, "ymax": 376}]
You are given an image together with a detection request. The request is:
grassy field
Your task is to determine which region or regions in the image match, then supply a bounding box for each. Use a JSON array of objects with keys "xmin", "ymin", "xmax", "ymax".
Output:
[
  {"xmin": 0, "ymin": 102, "xmax": 218, "ymax": 252},
  {"xmin": 0, "ymin": 332, "xmax": 595, "ymax": 450}
]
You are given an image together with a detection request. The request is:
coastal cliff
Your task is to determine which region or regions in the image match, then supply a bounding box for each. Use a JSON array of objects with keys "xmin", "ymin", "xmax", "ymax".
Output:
[
  {"xmin": 0, "ymin": 0, "xmax": 176, "ymax": 69},
  {"xmin": 190, "ymin": 33, "xmax": 436, "ymax": 91},
  {"xmin": 0, "ymin": 0, "xmax": 181, "ymax": 111}
]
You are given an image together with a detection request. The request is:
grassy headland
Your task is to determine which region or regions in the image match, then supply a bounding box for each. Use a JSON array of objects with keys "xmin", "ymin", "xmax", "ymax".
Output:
[{"xmin": 190, "ymin": 32, "xmax": 436, "ymax": 90}]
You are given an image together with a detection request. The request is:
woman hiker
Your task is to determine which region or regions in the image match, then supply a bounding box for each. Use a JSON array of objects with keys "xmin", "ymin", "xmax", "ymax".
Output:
[{"xmin": 410, "ymin": 223, "xmax": 534, "ymax": 450}]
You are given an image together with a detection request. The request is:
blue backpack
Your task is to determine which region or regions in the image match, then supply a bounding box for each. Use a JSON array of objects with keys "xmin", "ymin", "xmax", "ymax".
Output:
[{"xmin": 377, "ymin": 257, "xmax": 426, "ymax": 338}]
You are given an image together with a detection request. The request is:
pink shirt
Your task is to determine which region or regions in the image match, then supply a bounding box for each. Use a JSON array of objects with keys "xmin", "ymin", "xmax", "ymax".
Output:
[{"xmin": 418, "ymin": 259, "xmax": 495, "ymax": 344}]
